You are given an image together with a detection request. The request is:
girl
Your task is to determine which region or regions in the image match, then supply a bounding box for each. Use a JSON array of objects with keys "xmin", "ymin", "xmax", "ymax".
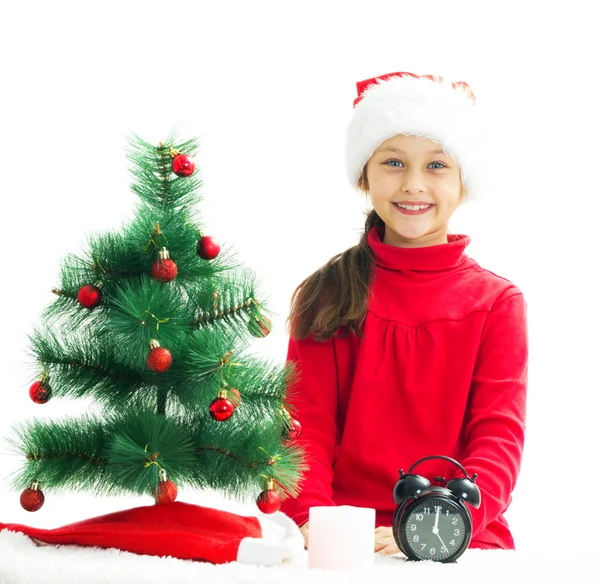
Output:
[{"xmin": 279, "ymin": 72, "xmax": 528, "ymax": 556}]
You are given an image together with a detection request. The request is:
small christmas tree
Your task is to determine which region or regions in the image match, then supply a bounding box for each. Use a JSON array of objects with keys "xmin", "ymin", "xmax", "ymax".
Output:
[{"xmin": 10, "ymin": 132, "xmax": 306, "ymax": 514}]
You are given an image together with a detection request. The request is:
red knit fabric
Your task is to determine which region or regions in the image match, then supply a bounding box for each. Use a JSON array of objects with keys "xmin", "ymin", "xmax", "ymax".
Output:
[
  {"xmin": 0, "ymin": 502, "xmax": 262, "ymax": 563},
  {"xmin": 280, "ymin": 225, "xmax": 528, "ymax": 550}
]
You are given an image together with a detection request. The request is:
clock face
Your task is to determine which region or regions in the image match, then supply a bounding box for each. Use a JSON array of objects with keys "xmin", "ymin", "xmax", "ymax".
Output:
[{"xmin": 401, "ymin": 496, "xmax": 469, "ymax": 562}]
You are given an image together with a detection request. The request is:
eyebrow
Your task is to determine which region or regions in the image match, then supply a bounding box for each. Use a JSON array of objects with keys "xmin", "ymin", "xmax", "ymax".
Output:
[{"xmin": 378, "ymin": 146, "xmax": 447, "ymax": 155}]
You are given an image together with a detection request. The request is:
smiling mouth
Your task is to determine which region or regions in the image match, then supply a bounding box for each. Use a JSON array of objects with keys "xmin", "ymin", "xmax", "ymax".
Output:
[{"xmin": 393, "ymin": 203, "xmax": 434, "ymax": 215}]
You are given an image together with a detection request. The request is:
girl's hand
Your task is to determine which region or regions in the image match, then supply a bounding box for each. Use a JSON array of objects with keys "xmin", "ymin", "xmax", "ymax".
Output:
[
  {"xmin": 300, "ymin": 521, "xmax": 309, "ymax": 550},
  {"xmin": 374, "ymin": 526, "xmax": 401, "ymax": 556},
  {"xmin": 301, "ymin": 522, "xmax": 401, "ymax": 556}
]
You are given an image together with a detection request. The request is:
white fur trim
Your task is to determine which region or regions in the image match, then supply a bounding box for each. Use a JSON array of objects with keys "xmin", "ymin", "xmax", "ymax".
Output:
[
  {"xmin": 237, "ymin": 511, "xmax": 306, "ymax": 566},
  {"xmin": 237, "ymin": 537, "xmax": 288, "ymax": 566},
  {"xmin": 345, "ymin": 75, "xmax": 486, "ymax": 200}
]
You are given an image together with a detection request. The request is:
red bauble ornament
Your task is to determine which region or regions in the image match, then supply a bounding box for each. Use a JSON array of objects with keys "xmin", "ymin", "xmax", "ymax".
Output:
[
  {"xmin": 77, "ymin": 284, "xmax": 102, "ymax": 309},
  {"xmin": 147, "ymin": 340, "xmax": 172, "ymax": 373},
  {"xmin": 197, "ymin": 236, "xmax": 221, "ymax": 260},
  {"xmin": 256, "ymin": 481, "xmax": 281, "ymax": 514},
  {"xmin": 248, "ymin": 314, "xmax": 272, "ymax": 338},
  {"xmin": 151, "ymin": 248, "xmax": 178, "ymax": 283},
  {"xmin": 209, "ymin": 391, "xmax": 235, "ymax": 421},
  {"xmin": 172, "ymin": 153, "xmax": 195, "ymax": 177},
  {"xmin": 153, "ymin": 470, "xmax": 178, "ymax": 505},
  {"xmin": 20, "ymin": 482, "xmax": 45, "ymax": 512},
  {"xmin": 29, "ymin": 380, "xmax": 51, "ymax": 404},
  {"xmin": 286, "ymin": 418, "xmax": 302, "ymax": 441}
]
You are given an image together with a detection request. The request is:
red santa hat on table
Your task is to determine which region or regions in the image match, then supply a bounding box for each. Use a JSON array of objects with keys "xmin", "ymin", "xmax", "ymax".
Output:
[
  {"xmin": 0, "ymin": 501, "xmax": 305, "ymax": 566},
  {"xmin": 346, "ymin": 71, "xmax": 485, "ymax": 201}
]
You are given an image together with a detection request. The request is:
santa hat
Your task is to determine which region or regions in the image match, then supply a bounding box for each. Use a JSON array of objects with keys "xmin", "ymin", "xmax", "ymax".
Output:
[
  {"xmin": 0, "ymin": 501, "xmax": 305, "ymax": 566},
  {"xmin": 345, "ymin": 71, "xmax": 485, "ymax": 200}
]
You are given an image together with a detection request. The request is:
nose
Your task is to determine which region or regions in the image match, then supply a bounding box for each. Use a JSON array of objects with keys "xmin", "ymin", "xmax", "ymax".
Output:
[{"xmin": 400, "ymin": 168, "xmax": 428, "ymax": 194}]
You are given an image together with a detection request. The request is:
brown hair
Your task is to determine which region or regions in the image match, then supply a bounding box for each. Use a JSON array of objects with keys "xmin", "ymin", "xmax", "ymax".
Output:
[{"xmin": 286, "ymin": 170, "xmax": 382, "ymax": 342}]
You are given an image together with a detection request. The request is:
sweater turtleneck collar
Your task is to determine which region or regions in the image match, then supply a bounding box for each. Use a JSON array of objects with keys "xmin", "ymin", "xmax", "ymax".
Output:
[{"xmin": 367, "ymin": 224, "xmax": 471, "ymax": 272}]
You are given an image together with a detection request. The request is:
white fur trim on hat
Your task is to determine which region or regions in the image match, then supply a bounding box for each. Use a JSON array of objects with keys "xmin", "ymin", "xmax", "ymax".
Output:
[
  {"xmin": 345, "ymin": 74, "xmax": 485, "ymax": 200},
  {"xmin": 237, "ymin": 511, "xmax": 306, "ymax": 566}
]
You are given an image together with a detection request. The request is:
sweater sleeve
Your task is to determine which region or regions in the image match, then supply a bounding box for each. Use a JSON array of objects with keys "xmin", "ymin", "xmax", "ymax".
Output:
[
  {"xmin": 279, "ymin": 333, "xmax": 339, "ymax": 528},
  {"xmin": 457, "ymin": 289, "xmax": 529, "ymax": 539}
]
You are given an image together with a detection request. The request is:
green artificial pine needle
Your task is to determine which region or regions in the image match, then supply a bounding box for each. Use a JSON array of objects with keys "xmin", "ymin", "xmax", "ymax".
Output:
[{"xmin": 8, "ymin": 131, "xmax": 306, "ymax": 510}]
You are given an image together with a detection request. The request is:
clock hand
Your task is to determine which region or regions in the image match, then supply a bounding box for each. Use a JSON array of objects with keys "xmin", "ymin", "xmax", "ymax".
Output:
[
  {"xmin": 432, "ymin": 510, "xmax": 448, "ymax": 553},
  {"xmin": 435, "ymin": 531, "xmax": 448, "ymax": 553}
]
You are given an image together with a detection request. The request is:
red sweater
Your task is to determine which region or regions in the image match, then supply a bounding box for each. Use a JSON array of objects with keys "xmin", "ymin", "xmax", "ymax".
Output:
[{"xmin": 280, "ymin": 225, "xmax": 528, "ymax": 550}]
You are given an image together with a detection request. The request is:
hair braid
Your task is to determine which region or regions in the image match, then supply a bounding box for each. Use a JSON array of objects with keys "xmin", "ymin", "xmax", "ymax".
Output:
[{"xmin": 286, "ymin": 208, "xmax": 384, "ymax": 341}]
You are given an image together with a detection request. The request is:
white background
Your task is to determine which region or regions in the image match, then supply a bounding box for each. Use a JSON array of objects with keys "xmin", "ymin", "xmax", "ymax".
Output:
[{"xmin": 0, "ymin": 0, "xmax": 598, "ymax": 556}]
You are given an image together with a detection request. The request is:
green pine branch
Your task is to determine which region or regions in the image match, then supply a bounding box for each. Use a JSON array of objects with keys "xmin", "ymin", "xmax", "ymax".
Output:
[{"xmin": 9, "ymin": 405, "xmax": 307, "ymax": 500}]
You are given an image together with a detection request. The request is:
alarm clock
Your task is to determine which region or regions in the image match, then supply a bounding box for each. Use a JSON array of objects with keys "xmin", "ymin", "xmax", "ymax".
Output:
[{"xmin": 392, "ymin": 455, "xmax": 481, "ymax": 563}]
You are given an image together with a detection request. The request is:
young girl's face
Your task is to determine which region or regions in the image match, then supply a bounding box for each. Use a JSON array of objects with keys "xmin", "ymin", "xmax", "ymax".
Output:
[{"xmin": 361, "ymin": 134, "xmax": 464, "ymax": 248}]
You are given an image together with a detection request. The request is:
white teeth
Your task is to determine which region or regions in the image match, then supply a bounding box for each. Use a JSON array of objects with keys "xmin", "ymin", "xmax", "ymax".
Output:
[{"xmin": 395, "ymin": 204, "xmax": 432, "ymax": 210}]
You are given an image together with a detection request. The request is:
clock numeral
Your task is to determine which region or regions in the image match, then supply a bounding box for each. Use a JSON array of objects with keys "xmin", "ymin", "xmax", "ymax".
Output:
[{"xmin": 403, "ymin": 500, "xmax": 467, "ymax": 559}]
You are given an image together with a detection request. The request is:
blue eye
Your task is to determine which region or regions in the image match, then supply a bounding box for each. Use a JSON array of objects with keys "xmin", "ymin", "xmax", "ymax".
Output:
[{"xmin": 385, "ymin": 160, "xmax": 446, "ymax": 169}]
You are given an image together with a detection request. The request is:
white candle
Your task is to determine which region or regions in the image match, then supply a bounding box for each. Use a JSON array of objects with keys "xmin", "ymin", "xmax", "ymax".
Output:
[{"xmin": 307, "ymin": 505, "xmax": 376, "ymax": 570}]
